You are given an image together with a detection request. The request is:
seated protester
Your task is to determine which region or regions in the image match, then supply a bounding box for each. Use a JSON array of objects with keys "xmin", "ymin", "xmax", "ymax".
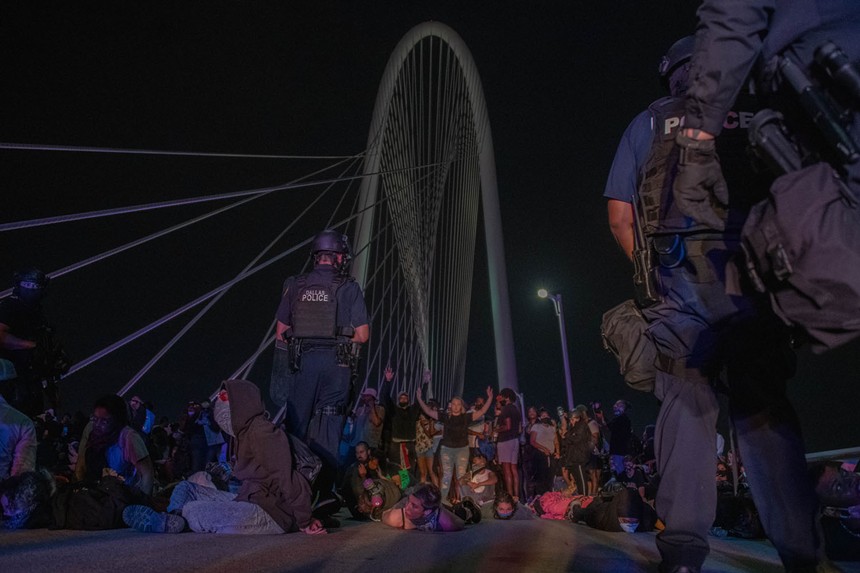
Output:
[
  {"xmin": 0, "ymin": 469, "xmax": 56, "ymax": 529},
  {"xmin": 149, "ymin": 425, "xmax": 171, "ymax": 460},
  {"xmin": 710, "ymin": 456, "xmax": 764, "ymax": 540},
  {"xmin": 712, "ymin": 485, "xmax": 763, "ymax": 540},
  {"xmin": 569, "ymin": 484, "xmax": 657, "ymax": 533},
  {"xmin": 123, "ymin": 379, "xmax": 324, "ymax": 535},
  {"xmin": 618, "ymin": 455, "xmax": 647, "ymax": 501},
  {"xmin": 75, "ymin": 394, "xmax": 154, "ymax": 496},
  {"xmin": 356, "ymin": 477, "xmax": 403, "ymax": 521},
  {"xmin": 458, "ymin": 452, "xmax": 498, "ymax": 507},
  {"xmin": 715, "ymin": 458, "xmax": 733, "ymax": 491},
  {"xmin": 811, "ymin": 460, "xmax": 860, "ymax": 561},
  {"xmin": 489, "ymin": 492, "xmax": 536, "ymax": 521},
  {"xmin": 381, "ymin": 483, "xmax": 464, "ymax": 532},
  {"xmin": 341, "ymin": 441, "xmax": 399, "ymax": 519},
  {"xmin": 0, "ymin": 368, "xmax": 37, "ymax": 480}
]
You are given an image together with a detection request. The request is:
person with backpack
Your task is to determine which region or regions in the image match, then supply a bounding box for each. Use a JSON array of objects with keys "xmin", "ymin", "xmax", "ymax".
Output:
[
  {"xmin": 48, "ymin": 394, "xmax": 154, "ymax": 531},
  {"xmin": 603, "ymin": 27, "xmax": 833, "ymax": 572},
  {"xmin": 123, "ymin": 379, "xmax": 324, "ymax": 535},
  {"xmin": 667, "ymin": 3, "xmax": 860, "ymax": 571}
]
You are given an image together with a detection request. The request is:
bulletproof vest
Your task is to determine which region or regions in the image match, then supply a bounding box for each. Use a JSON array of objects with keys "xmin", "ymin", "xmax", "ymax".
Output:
[
  {"xmin": 289, "ymin": 273, "xmax": 350, "ymax": 339},
  {"xmin": 638, "ymin": 94, "xmax": 763, "ymax": 236}
]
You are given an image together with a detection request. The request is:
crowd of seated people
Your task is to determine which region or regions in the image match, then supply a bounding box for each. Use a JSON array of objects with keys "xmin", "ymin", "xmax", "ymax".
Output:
[{"xmin": 1, "ymin": 358, "xmax": 857, "ymax": 561}]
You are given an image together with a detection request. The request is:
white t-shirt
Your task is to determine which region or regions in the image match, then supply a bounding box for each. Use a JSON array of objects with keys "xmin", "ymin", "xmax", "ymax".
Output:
[{"xmin": 530, "ymin": 422, "xmax": 556, "ymax": 453}]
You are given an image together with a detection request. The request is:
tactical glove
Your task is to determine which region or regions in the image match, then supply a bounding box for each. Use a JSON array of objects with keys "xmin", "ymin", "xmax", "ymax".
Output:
[{"xmin": 673, "ymin": 132, "xmax": 729, "ymax": 231}]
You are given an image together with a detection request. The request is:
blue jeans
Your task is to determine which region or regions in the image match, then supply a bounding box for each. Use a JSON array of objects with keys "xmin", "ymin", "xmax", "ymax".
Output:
[
  {"xmin": 167, "ymin": 481, "xmax": 283, "ymax": 534},
  {"xmin": 439, "ymin": 445, "xmax": 469, "ymax": 504}
]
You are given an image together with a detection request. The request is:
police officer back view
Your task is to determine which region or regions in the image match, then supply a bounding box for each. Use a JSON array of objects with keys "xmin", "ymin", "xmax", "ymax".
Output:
[
  {"xmin": 270, "ymin": 230, "xmax": 369, "ymax": 506},
  {"xmin": 604, "ymin": 32, "xmax": 827, "ymax": 572}
]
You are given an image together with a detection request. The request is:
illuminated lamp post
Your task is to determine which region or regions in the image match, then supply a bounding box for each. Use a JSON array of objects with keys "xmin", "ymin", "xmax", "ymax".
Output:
[{"xmin": 538, "ymin": 289, "xmax": 574, "ymax": 411}]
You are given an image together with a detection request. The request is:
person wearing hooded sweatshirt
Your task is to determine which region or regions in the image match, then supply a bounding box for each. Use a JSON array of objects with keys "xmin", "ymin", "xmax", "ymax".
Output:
[{"xmin": 123, "ymin": 379, "xmax": 325, "ymax": 535}]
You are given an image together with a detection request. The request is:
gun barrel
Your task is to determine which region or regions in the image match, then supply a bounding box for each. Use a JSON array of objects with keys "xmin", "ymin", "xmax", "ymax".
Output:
[{"xmin": 779, "ymin": 56, "xmax": 859, "ymax": 164}]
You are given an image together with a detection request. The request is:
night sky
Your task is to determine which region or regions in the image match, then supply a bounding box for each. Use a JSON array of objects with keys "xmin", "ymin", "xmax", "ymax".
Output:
[{"xmin": 2, "ymin": 2, "xmax": 859, "ymax": 452}]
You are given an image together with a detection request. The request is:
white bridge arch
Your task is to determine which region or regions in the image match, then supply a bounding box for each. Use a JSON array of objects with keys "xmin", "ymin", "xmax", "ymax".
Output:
[{"xmin": 351, "ymin": 21, "xmax": 517, "ymax": 399}]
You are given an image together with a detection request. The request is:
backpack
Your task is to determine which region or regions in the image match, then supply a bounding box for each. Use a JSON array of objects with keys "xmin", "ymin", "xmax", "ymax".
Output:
[
  {"xmin": 51, "ymin": 476, "xmax": 138, "ymax": 530},
  {"xmin": 600, "ymin": 300, "xmax": 657, "ymax": 392},
  {"xmin": 741, "ymin": 163, "xmax": 860, "ymax": 352},
  {"xmin": 287, "ymin": 432, "xmax": 322, "ymax": 485}
]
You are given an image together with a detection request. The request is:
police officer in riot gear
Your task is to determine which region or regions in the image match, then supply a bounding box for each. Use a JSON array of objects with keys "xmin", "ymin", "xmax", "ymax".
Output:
[
  {"xmin": 270, "ymin": 229, "xmax": 369, "ymax": 508},
  {"xmin": 668, "ymin": 3, "xmax": 860, "ymax": 571},
  {"xmin": 606, "ymin": 35, "xmax": 698, "ymax": 261},
  {"xmin": 0, "ymin": 268, "xmax": 67, "ymax": 417},
  {"xmin": 604, "ymin": 31, "xmax": 827, "ymax": 572}
]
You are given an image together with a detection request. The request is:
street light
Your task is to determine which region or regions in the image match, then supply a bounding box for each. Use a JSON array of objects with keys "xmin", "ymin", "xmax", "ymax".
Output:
[{"xmin": 538, "ymin": 289, "xmax": 574, "ymax": 411}]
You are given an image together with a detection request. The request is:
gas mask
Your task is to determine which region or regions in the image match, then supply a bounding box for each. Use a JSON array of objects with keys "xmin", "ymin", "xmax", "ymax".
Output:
[{"xmin": 363, "ymin": 478, "xmax": 384, "ymax": 509}]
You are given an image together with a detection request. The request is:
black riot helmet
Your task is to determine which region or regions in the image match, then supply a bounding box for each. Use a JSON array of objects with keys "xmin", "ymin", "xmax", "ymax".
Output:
[
  {"xmin": 310, "ymin": 229, "xmax": 352, "ymax": 273},
  {"xmin": 12, "ymin": 267, "xmax": 49, "ymax": 302},
  {"xmin": 658, "ymin": 35, "xmax": 695, "ymax": 96},
  {"xmin": 658, "ymin": 35, "xmax": 695, "ymax": 78}
]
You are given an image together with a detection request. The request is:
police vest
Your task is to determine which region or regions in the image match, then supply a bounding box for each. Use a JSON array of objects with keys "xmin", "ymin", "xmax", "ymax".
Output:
[
  {"xmin": 289, "ymin": 274, "xmax": 352, "ymax": 340},
  {"xmin": 638, "ymin": 95, "xmax": 763, "ymax": 236}
]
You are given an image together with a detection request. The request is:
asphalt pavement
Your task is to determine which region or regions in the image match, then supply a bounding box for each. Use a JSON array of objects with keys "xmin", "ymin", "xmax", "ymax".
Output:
[{"xmin": 1, "ymin": 509, "xmax": 858, "ymax": 573}]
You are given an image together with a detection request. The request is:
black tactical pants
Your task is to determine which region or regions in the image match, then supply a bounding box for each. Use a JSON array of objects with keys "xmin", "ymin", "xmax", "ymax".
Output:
[
  {"xmin": 642, "ymin": 236, "xmax": 821, "ymax": 571},
  {"xmin": 270, "ymin": 345, "xmax": 351, "ymax": 476}
]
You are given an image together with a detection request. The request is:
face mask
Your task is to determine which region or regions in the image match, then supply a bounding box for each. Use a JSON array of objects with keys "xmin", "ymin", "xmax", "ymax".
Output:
[
  {"xmin": 212, "ymin": 398, "xmax": 234, "ymax": 436},
  {"xmin": 495, "ymin": 510, "xmax": 513, "ymax": 520},
  {"xmin": 618, "ymin": 519, "xmax": 639, "ymax": 533}
]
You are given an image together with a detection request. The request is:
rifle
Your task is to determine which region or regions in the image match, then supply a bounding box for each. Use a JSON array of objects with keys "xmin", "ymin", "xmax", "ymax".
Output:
[
  {"xmin": 631, "ymin": 194, "xmax": 662, "ymax": 308},
  {"xmin": 778, "ymin": 54, "xmax": 859, "ymax": 165}
]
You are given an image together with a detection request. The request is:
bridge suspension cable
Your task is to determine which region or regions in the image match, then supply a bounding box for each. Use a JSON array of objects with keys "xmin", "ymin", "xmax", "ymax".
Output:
[
  {"xmin": 63, "ymin": 158, "xmax": 447, "ymax": 382},
  {"xmin": 0, "ymin": 141, "xmax": 356, "ymax": 160},
  {"xmin": 352, "ymin": 21, "xmax": 517, "ymax": 403},
  {"xmin": 2, "ymin": 21, "xmax": 515, "ymax": 414}
]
